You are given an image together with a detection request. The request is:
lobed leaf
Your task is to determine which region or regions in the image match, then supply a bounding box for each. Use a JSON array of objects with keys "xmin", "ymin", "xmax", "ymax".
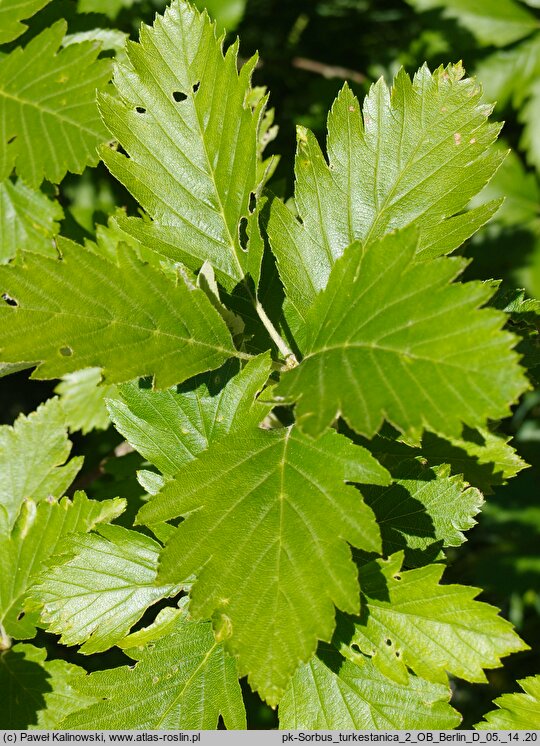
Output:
[
  {"xmin": 358, "ymin": 449, "xmax": 483, "ymax": 564},
  {"xmin": 0, "ymin": 643, "xmax": 95, "ymax": 729},
  {"xmin": 99, "ymin": 0, "xmax": 267, "ymax": 290},
  {"xmin": 31, "ymin": 524, "xmax": 182, "ymax": 654},
  {"xmin": 519, "ymin": 79, "xmax": 540, "ymax": 173},
  {"xmin": 475, "ymin": 675, "xmax": 540, "ymax": 729},
  {"xmin": 279, "ymin": 650, "xmax": 460, "ymax": 730},
  {"xmin": 348, "ymin": 553, "xmax": 528, "ymax": 685},
  {"xmin": 0, "ymin": 239, "xmax": 238, "ymax": 388},
  {"xmin": 77, "ymin": 0, "xmax": 147, "ymax": 20},
  {"xmin": 0, "ymin": 179, "xmax": 63, "ymax": 263},
  {"xmin": 0, "ymin": 398, "xmax": 82, "ymax": 531},
  {"xmin": 419, "ymin": 428, "xmax": 528, "ymax": 495},
  {"xmin": 0, "ymin": 492, "xmax": 125, "ymax": 640},
  {"xmin": 107, "ymin": 352, "xmax": 273, "ymax": 476},
  {"xmin": 60, "ymin": 613, "xmax": 246, "ymax": 729},
  {"xmin": 0, "ymin": 0, "xmax": 51, "ymax": 44},
  {"xmin": 404, "ymin": 0, "xmax": 538, "ymax": 47},
  {"xmin": 474, "ymin": 37, "xmax": 540, "ymax": 111},
  {"xmin": 267, "ymin": 63, "xmax": 504, "ymax": 327},
  {"xmin": 277, "ymin": 229, "xmax": 528, "ymax": 440},
  {"xmin": 0, "ymin": 21, "xmax": 111, "ymax": 186},
  {"xmin": 139, "ymin": 426, "xmax": 389, "ymax": 705}
]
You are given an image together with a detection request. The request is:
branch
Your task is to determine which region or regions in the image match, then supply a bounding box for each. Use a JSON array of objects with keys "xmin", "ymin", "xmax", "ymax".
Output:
[{"xmin": 292, "ymin": 56, "xmax": 366, "ymax": 84}]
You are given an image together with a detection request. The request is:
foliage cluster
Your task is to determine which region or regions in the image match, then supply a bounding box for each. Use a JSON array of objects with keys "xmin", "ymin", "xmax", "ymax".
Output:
[{"xmin": 0, "ymin": 0, "xmax": 539, "ymax": 730}]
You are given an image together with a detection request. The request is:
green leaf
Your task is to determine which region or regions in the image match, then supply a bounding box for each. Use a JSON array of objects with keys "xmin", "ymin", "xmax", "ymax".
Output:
[
  {"xmin": 0, "ymin": 239, "xmax": 238, "ymax": 388},
  {"xmin": 267, "ymin": 64, "xmax": 504, "ymax": 325},
  {"xmin": 419, "ymin": 428, "xmax": 528, "ymax": 495},
  {"xmin": 348, "ymin": 553, "xmax": 527, "ymax": 686},
  {"xmin": 99, "ymin": 0, "xmax": 266, "ymax": 290},
  {"xmin": 520, "ymin": 79, "xmax": 540, "ymax": 172},
  {"xmin": 107, "ymin": 353, "xmax": 273, "ymax": 476},
  {"xmin": 33, "ymin": 657, "xmax": 97, "ymax": 729},
  {"xmin": 277, "ymin": 229, "xmax": 528, "ymax": 440},
  {"xmin": 475, "ymin": 675, "xmax": 540, "ymax": 729},
  {"xmin": 357, "ymin": 439, "xmax": 483, "ymax": 564},
  {"xmin": 63, "ymin": 29, "xmax": 129, "ymax": 60},
  {"xmin": 139, "ymin": 426, "xmax": 388, "ymax": 705},
  {"xmin": 0, "ymin": 398, "xmax": 82, "ymax": 531},
  {"xmin": 194, "ymin": 0, "xmax": 247, "ymax": 33},
  {"xmin": 472, "ymin": 146, "xmax": 540, "ymax": 230},
  {"xmin": 474, "ymin": 37, "xmax": 540, "ymax": 110},
  {"xmin": 0, "ymin": 179, "xmax": 63, "ymax": 263},
  {"xmin": 60, "ymin": 612, "xmax": 246, "ymax": 729},
  {"xmin": 0, "ymin": 0, "xmax": 51, "ymax": 44},
  {"xmin": 0, "ymin": 643, "xmax": 95, "ymax": 729},
  {"xmin": 0, "ymin": 492, "xmax": 125, "ymax": 640},
  {"xmin": 77, "ymin": 0, "xmax": 149, "ymax": 20},
  {"xmin": 31, "ymin": 524, "xmax": 182, "ymax": 654},
  {"xmin": 119, "ymin": 605, "xmax": 185, "ymax": 650},
  {"xmin": 55, "ymin": 368, "xmax": 114, "ymax": 434},
  {"xmin": 491, "ymin": 286, "xmax": 540, "ymax": 385},
  {"xmin": 404, "ymin": 0, "xmax": 538, "ymax": 46},
  {"xmin": 0, "ymin": 21, "xmax": 111, "ymax": 186},
  {"xmin": 279, "ymin": 650, "xmax": 460, "ymax": 729}
]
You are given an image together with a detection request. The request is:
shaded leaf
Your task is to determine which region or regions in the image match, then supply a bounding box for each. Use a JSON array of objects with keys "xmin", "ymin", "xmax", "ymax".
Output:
[
  {"xmin": 405, "ymin": 0, "xmax": 538, "ymax": 46},
  {"xmin": 0, "ymin": 643, "xmax": 95, "ymax": 729},
  {"xmin": 520, "ymin": 79, "xmax": 540, "ymax": 173},
  {"xmin": 358, "ymin": 447, "xmax": 482, "ymax": 564},
  {"xmin": 419, "ymin": 428, "xmax": 528, "ymax": 494},
  {"xmin": 474, "ymin": 37, "xmax": 540, "ymax": 109},
  {"xmin": 61, "ymin": 613, "xmax": 246, "ymax": 729}
]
